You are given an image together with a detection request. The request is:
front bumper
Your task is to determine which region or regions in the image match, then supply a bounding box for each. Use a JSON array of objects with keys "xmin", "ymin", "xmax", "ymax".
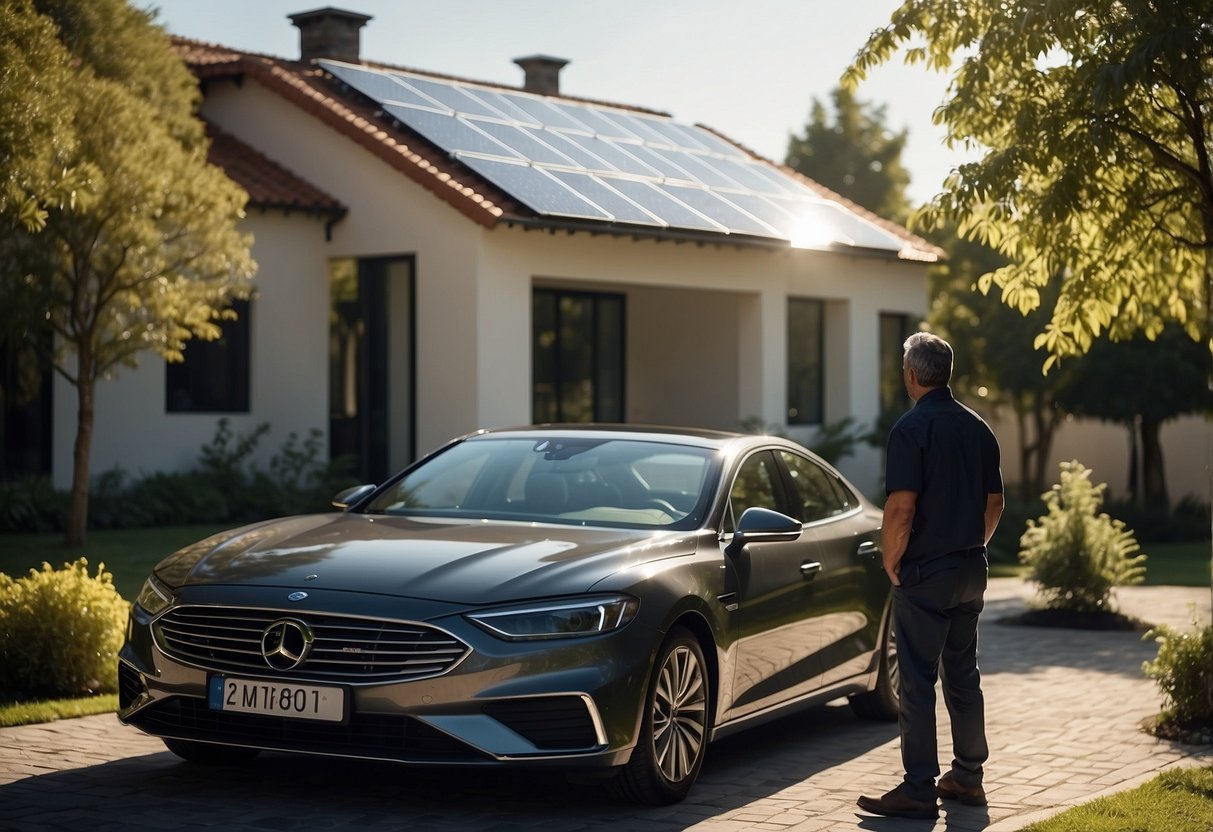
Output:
[{"xmin": 118, "ymin": 585, "xmax": 655, "ymax": 768}]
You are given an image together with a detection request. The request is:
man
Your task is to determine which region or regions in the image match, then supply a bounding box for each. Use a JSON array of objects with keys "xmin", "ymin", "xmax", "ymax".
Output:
[{"xmin": 857, "ymin": 332, "xmax": 1005, "ymax": 820}]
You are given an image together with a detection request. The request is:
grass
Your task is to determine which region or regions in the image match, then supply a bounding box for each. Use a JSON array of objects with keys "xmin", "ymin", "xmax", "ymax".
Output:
[
  {"xmin": 990, "ymin": 539, "xmax": 1211, "ymax": 587},
  {"xmin": 1019, "ymin": 765, "xmax": 1213, "ymax": 832},
  {"xmin": 0, "ymin": 694, "xmax": 119, "ymax": 728},
  {"xmin": 0, "ymin": 524, "xmax": 229, "ymax": 601}
]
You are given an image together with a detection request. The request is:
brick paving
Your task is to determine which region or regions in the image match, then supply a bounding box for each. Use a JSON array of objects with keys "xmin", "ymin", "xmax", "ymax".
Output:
[{"xmin": 0, "ymin": 578, "xmax": 1209, "ymax": 831}]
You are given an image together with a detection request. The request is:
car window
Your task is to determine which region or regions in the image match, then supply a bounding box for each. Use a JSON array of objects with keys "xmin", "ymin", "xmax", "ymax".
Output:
[
  {"xmin": 779, "ymin": 450, "xmax": 848, "ymax": 523},
  {"xmin": 364, "ymin": 436, "xmax": 716, "ymax": 529},
  {"xmin": 723, "ymin": 450, "xmax": 781, "ymax": 534}
]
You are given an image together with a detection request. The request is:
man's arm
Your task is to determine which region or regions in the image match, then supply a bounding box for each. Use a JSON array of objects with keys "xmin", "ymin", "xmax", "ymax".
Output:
[
  {"xmin": 881, "ymin": 490, "xmax": 917, "ymax": 586},
  {"xmin": 984, "ymin": 492, "xmax": 1005, "ymax": 546}
]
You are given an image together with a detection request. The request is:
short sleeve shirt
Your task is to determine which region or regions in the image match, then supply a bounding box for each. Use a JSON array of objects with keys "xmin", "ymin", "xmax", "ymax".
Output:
[{"xmin": 885, "ymin": 386, "xmax": 1003, "ymax": 563}]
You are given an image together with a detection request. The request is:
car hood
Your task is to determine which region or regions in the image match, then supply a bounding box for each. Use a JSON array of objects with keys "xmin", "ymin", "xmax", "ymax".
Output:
[{"xmin": 154, "ymin": 512, "xmax": 698, "ymax": 604}]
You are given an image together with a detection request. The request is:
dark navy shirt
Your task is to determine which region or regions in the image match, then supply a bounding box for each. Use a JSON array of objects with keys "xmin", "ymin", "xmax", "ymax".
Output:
[{"xmin": 885, "ymin": 386, "xmax": 1003, "ymax": 564}]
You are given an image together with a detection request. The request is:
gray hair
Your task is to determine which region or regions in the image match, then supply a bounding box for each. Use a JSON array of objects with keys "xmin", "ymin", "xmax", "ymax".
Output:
[{"xmin": 903, "ymin": 332, "xmax": 953, "ymax": 388}]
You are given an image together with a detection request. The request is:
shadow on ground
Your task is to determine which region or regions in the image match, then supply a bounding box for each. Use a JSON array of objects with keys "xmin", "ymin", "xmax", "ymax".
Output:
[{"xmin": 0, "ymin": 703, "xmax": 898, "ymax": 831}]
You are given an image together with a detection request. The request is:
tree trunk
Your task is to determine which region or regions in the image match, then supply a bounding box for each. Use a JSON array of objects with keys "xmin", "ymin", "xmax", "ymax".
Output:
[
  {"xmin": 1029, "ymin": 397, "xmax": 1058, "ymax": 499},
  {"xmin": 1015, "ymin": 406, "xmax": 1034, "ymax": 501},
  {"xmin": 1138, "ymin": 419, "xmax": 1168, "ymax": 513},
  {"xmin": 1126, "ymin": 418, "xmax": 1140, "ymax": 507},
  {"xmin": 66, "ymin": 350, "xmax": 95, "ymax": 547}
]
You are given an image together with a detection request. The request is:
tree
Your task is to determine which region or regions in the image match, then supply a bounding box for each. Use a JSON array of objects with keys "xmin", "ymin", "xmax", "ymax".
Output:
[
  {"xmin": 1056, "ymin": 327, "xmax": 1212, "ymax": 511},
  {"xmin": 927, "ymin": 228, "xmax": 1073, "ymax": 501},
  {"xmin": 845, "ymin": 0, "xmax": 1212, "ymax": 366},
  {"xmin": 0, "ymin": 0, "xmax": 90, "ymax": 231},
  {"xmin": 0, "ymin": 0, "xmax": 255, "ymax": 545},
  {"xmin": 785, "ymin": 86, "xmax": 913, "ymax": 224}
]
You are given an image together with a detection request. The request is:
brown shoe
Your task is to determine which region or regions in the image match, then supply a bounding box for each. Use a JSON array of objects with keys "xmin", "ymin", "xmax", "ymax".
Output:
[
  {"xmin": 856, "ymin": 785, "xmax": 939, "ymax": 820},
  {"xmin": 937, "ymin": 771, "xmax": 987, "ymax": 806}
]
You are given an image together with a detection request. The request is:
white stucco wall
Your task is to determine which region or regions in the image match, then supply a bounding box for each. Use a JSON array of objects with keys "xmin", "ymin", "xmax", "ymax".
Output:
[
  {"xmin": 58, "ymin": 73, "xmax": 931, "ymax": 501},
  {"xmin": 54, "ymin": 211, "xmax": 332, "ymax": 487}
]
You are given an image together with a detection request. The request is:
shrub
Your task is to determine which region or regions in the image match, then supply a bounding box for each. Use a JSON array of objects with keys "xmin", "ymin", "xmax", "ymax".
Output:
[
  {"xmin": 0, "ymin": 477, "xmax": 66, "ymax": 532},
  {"xmin": 1019, "ymin": 460, "xmax": 1147, "ymax": 612},
  {"xmin": 1143, "ymin": 618, "xmax": 1213, "ymax": 734},
  {"xmin": 0, "ymin": 559, "xmax": 128, "ymax": 698}
]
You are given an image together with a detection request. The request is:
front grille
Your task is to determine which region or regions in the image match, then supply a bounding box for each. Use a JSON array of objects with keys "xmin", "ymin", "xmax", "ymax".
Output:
[
  {"xmin": 482, "ymin": 697, "xmax": 599, "ymax": 749},
  {"xmin": 129, "ymin": 696, "xmax": 486, "ymax": 763},
  {"xmin": 155, "ymin": 606, "xmax": 469, "ymax": 683}
]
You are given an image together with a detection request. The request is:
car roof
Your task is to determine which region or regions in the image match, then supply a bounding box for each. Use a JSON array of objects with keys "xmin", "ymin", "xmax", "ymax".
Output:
[{"xmin": 469, "ymin": 423, "xmax": 751, "ymax": 450}]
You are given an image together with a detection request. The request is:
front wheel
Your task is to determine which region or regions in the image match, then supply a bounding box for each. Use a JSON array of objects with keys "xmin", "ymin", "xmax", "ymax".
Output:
[
  {"xmin": 608, "ymin": 627, "xmax": 710, "ymax": 804},
  {"xmin": 849, "ymin": 611, "xmax": 899, "ymax": 721}
]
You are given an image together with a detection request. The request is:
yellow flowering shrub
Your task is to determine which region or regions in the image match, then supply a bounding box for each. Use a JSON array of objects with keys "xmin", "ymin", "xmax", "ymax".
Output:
[{"xmin": 0, "ymin": 559, "xmax": 128, "ymax": 698}]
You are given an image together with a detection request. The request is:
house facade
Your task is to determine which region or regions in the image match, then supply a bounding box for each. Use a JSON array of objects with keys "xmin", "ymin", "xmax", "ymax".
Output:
[{"xmin": 29, "ymin": 8, "xmax": 944, "ymax": 499}]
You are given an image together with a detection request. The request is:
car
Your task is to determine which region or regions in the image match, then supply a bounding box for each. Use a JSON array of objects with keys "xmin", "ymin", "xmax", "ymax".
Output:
[{"xmin": 118, "ymin": 425, "xmax": 896, "ymax": 804}]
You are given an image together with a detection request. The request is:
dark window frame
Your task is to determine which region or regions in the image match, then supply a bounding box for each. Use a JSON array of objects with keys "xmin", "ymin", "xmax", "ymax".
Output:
[
  {"xmin": 786, "ymin": 297, "xmax": 824, "ymax": 425},
  {"xmin": 165, "ymin": 298, "xmax": 251, "ymax": 414},
  {"xmin": 532, "ymin": 288, "xmax": 626, "ymax": 424}
]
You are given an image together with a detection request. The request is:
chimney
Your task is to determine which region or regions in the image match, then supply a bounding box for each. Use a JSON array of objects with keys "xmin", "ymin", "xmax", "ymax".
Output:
[
  {"xmin": 289, "ymin": 7, "xmax": 372, "ymax": 63},
  {"xmin": 513, "ymin": 55, "xmax": 569, "ymax": 96}
]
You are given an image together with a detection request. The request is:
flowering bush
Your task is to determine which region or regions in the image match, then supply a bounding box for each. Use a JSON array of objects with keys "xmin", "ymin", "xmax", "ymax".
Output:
[{"xmin": 0, "ymin": 559, "xmax": 128, "ymax": 698}]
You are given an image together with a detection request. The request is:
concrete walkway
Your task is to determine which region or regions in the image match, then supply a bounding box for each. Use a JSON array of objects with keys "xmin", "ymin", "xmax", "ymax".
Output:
[{"xmin": 1, "ymin": 578, "xmax": 1209, "ymax": 831}]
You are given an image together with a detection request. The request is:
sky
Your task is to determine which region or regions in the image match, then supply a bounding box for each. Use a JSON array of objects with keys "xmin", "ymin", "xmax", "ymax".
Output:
[{"xmin": 146, "ymin": 0, "xmax": 976, "ymax": 206}]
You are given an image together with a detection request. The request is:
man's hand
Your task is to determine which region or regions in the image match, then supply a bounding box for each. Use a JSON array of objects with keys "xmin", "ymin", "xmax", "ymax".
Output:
[{"xmin": 881, "ymin": 490, "xmax": 917, "ymax": 588}]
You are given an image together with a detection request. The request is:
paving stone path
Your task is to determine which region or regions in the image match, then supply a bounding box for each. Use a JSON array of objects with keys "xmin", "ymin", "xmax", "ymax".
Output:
[{"xmin": 1, "ymin": 578, "xmax": 1209, "ymax": 831}]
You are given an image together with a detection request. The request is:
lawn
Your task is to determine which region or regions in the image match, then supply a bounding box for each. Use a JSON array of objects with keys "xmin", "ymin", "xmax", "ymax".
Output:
[
  {"xmin": 989, "ymin": 539, "xmax": 1210, "ymax": 587},
  {"xmin": 1019, "ymin": 765, "xmax": 1213, "ymax": 832},
  {"xmin": 0, "ymin": 524, "xmax": 230, "ymax": 601}
]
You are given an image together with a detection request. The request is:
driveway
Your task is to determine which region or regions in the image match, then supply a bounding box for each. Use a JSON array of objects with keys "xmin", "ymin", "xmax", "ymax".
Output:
[{"xmin": 2, "ymin": 578, "xmax": 1209, "ymax": 831}]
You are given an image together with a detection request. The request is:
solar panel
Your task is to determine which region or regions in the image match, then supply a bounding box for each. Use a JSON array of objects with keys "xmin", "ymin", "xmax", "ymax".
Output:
[{"xmin": 320, "ymin": 59, "xmax": 908, "ymax": 253}]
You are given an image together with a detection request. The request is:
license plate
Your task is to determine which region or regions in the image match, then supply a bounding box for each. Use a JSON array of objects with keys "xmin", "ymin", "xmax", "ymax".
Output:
[{"xmin": 208, "ymin": 676, "xmax": 345, "ymax": 722}]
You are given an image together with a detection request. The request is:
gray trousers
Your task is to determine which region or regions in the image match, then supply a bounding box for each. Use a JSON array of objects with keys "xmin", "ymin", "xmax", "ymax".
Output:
[{"xmin": 892, "ymin": 555, "xmax": 989, "ymax": 801}]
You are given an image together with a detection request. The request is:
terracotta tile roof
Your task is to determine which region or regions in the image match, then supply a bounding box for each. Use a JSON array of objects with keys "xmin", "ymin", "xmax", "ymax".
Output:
[
  {"xmin": 205, "ymin": 122, "xmax": 345, "ymax": 218},
  {"xmin": 174, "ymin": 36, "xmax": 940, "ymax": 261}
]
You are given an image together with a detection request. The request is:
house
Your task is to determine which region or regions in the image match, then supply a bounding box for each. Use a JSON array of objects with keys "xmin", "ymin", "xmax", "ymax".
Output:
[{"xmin": 19, "ymin": 7, "xmax": 946, "ymax": 499}]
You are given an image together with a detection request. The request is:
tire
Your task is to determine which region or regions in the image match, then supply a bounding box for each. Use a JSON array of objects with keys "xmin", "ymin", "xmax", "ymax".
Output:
[
  {"xmin": 849, "ymin": 610, "xmax": 899, "ymax": 721},
  {"xmin": 163, "ymin": 738, "xmax": 262, "ymax": 765},
  {"xmin": 608, "ymin": 627, "xmax": 710, "ymax": 804}
]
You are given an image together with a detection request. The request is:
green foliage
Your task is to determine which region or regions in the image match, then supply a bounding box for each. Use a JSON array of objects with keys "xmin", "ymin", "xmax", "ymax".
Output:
[
  {"xmin": 847, "ymin": 0, "xmax": 1213, "ymax": 365},
  {"xmin": 0, "ymin": 558, "xmax": 127, "ymax": 698},
  {"xmin": 0, "ymin": 693, "xmax": 118, "ymax": 726},
  {"xmin": 0, "ymin": 0, "xmax": 255, "ymax": 545},
  {"xmin": 0, "ymin": 477, "xmax": 65, "ymax": 532},
  {"xmin": 0, "ymin": 419, "xmax": 356, "ymax": 533},
  {"xmin": 785, "ymin": 86, "xmax": 912, "ymax": 224},
  {"xmin": 1143, "ymin": 619, "xmax": 1213, "ymax": 732},
  {"xmin": 1019, "ymin": 460, "xmax": 1147, "ymax": 612}
]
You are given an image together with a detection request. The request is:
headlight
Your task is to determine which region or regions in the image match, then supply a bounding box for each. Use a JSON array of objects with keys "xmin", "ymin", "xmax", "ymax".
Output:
[
  {"xmin": 468, "ymin": 595, "xmax": 639, "ymax": 641},
  {"xmin": 134, "ymin": 575, "xmax": 172, "ymax": 616}
]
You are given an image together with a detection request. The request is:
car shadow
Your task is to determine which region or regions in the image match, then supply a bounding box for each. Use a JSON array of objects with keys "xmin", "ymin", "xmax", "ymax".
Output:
[{"xmin": 0, "ymin": 703, "xmax": 898, "ymax": 830}]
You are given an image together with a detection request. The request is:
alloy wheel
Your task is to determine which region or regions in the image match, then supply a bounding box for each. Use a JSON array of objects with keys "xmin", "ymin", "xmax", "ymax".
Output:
[{"xmin": 652, "ymin": 644, "xmax": 707, "ymax": 783}]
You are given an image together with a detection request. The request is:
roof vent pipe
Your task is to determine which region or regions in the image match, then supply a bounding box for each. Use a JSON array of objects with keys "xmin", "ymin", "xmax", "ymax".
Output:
[
  {"xmin": 289, "ymin": 7, "xmax": 372, "ymax": 64},
  {"xmin": 513, "ymin": 55, "xmax": 569, "ymax": 96}
]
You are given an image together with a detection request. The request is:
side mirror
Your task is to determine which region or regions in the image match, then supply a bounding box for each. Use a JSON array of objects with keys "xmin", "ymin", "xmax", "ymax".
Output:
[
  {"xmin": 332, "ymin": 484, "xmax": 376, "ymax": 510},
  {"xmin": 726, "ymin": 507, "xmax": 802, "ymax": 557}
]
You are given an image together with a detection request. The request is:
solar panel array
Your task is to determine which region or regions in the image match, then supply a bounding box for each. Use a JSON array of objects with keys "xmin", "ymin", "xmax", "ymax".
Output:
[{"xmin": 320, "ymin": 59, "xmax": 909, "ymax": 253}]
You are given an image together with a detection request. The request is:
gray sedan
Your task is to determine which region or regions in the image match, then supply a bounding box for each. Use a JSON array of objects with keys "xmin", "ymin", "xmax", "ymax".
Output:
[{"xmin": 119, "ymin": 425, "xmax": 896, "ymax": 804}]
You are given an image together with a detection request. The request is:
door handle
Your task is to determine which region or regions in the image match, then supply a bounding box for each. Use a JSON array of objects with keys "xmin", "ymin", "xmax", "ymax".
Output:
[
  {"xmin": 800, "ymin": 561, "xmax": 823, "ymax": 579},
  {"xmin": 856, "ymin": 541, "xmax": 880, "ymax": 557}
]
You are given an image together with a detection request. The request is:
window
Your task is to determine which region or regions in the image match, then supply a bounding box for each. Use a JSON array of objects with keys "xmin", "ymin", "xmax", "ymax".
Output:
[
  {"xmin": 533, "ymin": 289, "xmax": 624, "ymax": 423},
  {"xmin": 787, "ymin": 298, "xmax": 824, "ymax": 425},
  {"xmin": 166, "ymin": 299, "xmax": 250, "ymax": 413},
  {"xmin": 878, "ymin": 313, "xmax": 917, "ymax": 431},
  {"xmin": 724, "ymin": 450, "xmax": 781, "ymax": 533},
  {"xmin": 779, "ymin": 450, "xmax": 849, "ymax": 523}
]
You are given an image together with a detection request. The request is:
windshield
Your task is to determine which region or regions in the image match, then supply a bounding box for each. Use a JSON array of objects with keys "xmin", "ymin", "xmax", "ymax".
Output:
[{"xmin": 362, "ymin": 437, "xmax": 719, "ymax": 529}]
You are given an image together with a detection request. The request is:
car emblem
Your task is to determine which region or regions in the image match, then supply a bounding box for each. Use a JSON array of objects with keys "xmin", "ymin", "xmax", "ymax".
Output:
[
  {"xmin": 260, "ymin": 618, "xmax": 315, "ymax": 671},
  {"xmin": 288, "ymin": 591, "xmax": 309, "ymax": 601}
]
